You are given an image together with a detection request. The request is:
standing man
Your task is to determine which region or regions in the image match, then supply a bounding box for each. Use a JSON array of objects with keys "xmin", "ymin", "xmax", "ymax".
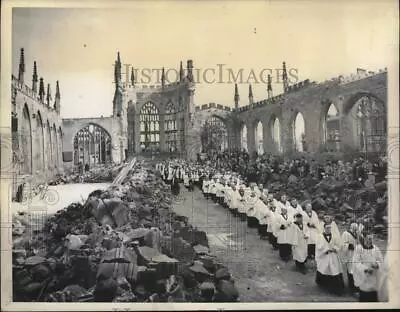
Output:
[
  {"xmin": 277, "ymin": 207, "xmax": 293, "ymax": 261},
  {"xmin": 341, "ymin": 223, "xmax": 359, "ymax": 295},
  {"xmin": 352, "ymin": 233, "xmax": 384, "ymax": 302},
  {"xmin": 292, "ymin": 213, "xmax": 310, "ymax": 274},
  {"xmin": 302, "ymin": 202, "xmax": 319, "ymax": 260},
  {"xmin": 315, "ymin": 222, "xmax": 345, "ymax": 296}
]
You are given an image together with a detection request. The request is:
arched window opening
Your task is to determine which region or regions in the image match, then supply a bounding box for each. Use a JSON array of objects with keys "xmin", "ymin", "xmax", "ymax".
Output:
[
  {"xmin": 140, "ymin": 102, "xmax": 160, "ymax": 152},
  {"xmin": 240, "ymin": 124, "xmax": 248, "ymax": 152},
  {"xmin": 353, "ymin": 96, "xmax": 386, "ymax": 152},
  {"xmin": 323, "ymin": 103, "xmax": 340, "ymax": 151},
  {"xmin": 21, "ymin": 104, "xmax": 32, "ymax": 174},
  {"xmin": 293, "ymin": 112, "xmax": 305, "ymax": 152},
  {"xmin": 35, "ymin": 111, "xmax": 45, "ymax": 172},
  {"xmin": 73, "ymin": 124, "xmax": 112, "ymax": 167},
  {"xmin": 165, "ymin": 102, "xmax": 178, "ymax": 152},
  {"xmin": 200, "ymin": 116, "xmax": 228, "ymax": 154},
  {"xmin": 271, "ymin": 117, "xmax": 282, "ymax": 153},
  {"xmin": 254, "ymin": 121, "xmax": 264, "ymax": 155},
  {"xmin": 46, "ymin": 120, "xmax": 53, "ymax": 169}
]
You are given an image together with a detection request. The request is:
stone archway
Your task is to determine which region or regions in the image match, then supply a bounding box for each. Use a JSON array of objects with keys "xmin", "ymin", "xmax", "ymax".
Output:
[
  {"xmin": 348, "ymin": 94, "xmax": 386, "ymax": 153},
  {"xmin": 200, "ymin": 115, "xmax": 228, "ymax": 154},
  {"xmin": 73, "ymin": 123, "xmax": 112, "ymax": 167},
  {"xmin": 321, "ymin": 103, "xmax": 340, "ymax": 151}
]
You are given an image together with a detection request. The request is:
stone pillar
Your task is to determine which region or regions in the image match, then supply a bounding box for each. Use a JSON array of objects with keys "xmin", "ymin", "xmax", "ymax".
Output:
[
  {"xmin": 134, "ymin": 114, "xmax": 141, "ymax": 153},
  {"xmin": 159, "ymin": 113, "xmax": 166, "ymax": 152}
]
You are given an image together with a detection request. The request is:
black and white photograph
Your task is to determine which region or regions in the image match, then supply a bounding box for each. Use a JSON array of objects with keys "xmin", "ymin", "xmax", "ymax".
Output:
[{"xmin": 1, "ymin": 0, "xmax": 399, "ymax": 309}]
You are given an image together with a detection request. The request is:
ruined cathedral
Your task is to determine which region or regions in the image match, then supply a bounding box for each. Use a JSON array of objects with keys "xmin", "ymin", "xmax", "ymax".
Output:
[{"xmin": 11, "ymin": 48, "xmax": 387, "ymax": 186}]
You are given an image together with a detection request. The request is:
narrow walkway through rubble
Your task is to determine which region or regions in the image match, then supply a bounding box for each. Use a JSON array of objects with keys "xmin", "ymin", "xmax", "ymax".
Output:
[{"xmin": 172, "ymin": 185, "xmax": 357, "ymax": 302}]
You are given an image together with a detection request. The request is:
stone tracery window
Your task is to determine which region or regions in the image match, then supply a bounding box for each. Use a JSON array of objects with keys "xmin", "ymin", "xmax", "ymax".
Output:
[
  {"xmin": 73, "ymin": 123, "xmax": 111, "ymax": 166},
  {"xmin": 353, "ymin": 95, "xmax": 386, "ymax": 152},
  {"xmin": 140, "ymin": 102, "xmax": 160, "ymax": 151},
  {"xmin": 164, "ymin": 102, "xmax": 178, "ymax": 152},
  {"xmin": 323, "ymin": 103, "xmax": 340, "ymax": 151}
]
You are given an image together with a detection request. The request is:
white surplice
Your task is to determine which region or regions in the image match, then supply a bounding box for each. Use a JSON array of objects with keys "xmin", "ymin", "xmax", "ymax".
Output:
[
  {"xmin": 315, "ymin": 232, "xmax": 343, "ymax": 276},
  {"xmin": 292, "ymin": 222, "xmax": 310, "ymax": 263},
  {"xmin": 352, "ymin": 244, "xmax": 383, "ymax": 292}
]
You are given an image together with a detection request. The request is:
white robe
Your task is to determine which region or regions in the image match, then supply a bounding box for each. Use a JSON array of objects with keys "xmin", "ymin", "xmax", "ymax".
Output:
[
  {"xmin": 244, "ymin": 196, "xmax": 258, "ymax": 217},
  {"xmin": 289, "ymin": 204, "xmax": 303, "ymax": 220},
  {"xmin": 302, "ymin": 210, "xmax": 320, "ymax": 244},
  {"xmin": 267, "ymin": 209, "xmax": 277, "ymax": 234},
  {"xmin": 183, "ymin": 174, "xmax": 189, "ymax": 186},
  {"xmin": 209, "ymin": 181, "xmax": 217, "ymax": 195},
  {"xmin": 202, "ymin": 180, "xmax": 210, "ymax": 193},
  {"xmin": 292, "ymin": 222, "xmax": 310, "ymax": 263},
  {"xmin": 229, "ymin": 191, "xmax": 240, "ymax": 210},
  {"xmin": 340, "ymin": 231, "xmax": 358, "ymax": 274},
  {"xmin": 238, "ymin": 196, "xmax": 247, "ymax": 214},
  {"xmin": 352, "ymin": 244, "xmax": 383, "ymax": 292},
  {"xmin": 276, "ymin": 214, "xmax": 293, "ymax": 244},
  {"xmin": 316, "ymin": 233, "xmax": 343, "ymax": 276},
  {"xmin": 254, "ymin": 200, "xmax": 269, "ymax": 224}
]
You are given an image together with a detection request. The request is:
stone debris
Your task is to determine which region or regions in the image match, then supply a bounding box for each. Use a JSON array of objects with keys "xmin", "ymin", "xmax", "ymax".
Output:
[{"xmin": 12, "ymin": 162, "xmax": 239, "ymax": 302}]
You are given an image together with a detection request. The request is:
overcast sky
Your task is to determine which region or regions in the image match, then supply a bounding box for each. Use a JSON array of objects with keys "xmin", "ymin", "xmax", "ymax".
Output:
[{"xmin": 12, "ymin": 1, "xmax": 397, "ymax": 118}]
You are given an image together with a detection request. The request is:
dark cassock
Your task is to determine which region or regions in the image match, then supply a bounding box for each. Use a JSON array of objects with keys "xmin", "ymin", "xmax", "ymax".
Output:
[
  {"xmin": 276, "ymin": 207, "xmax": 293, "ymax": 261},
  {"xmin": 171, "ymin": 169, "xmax": 180, "ymax": 196},
  {"xmin": 315, "ymin": 222, "xmax": 345, "ymax": 296},
  {"xmin": 292, "ymin": 213, "xmax": 310, "ymax": 274}
]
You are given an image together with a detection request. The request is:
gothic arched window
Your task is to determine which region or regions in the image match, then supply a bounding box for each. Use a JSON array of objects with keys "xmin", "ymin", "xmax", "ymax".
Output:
[
  {"xmin": 165, "ymin": 102, "xmax": 177, "ymax": 152},
  {"xmin": 140, "ymin": 102, "xmax": 160, "ymax": 151}
]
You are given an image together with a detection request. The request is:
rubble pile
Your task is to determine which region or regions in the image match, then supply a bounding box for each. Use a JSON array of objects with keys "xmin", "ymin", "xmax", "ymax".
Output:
[
  {"xmin": 12, "ymin": 163, "xmax": 240, "ymax": 302},
  {"xmin": 49, "ymin": 163, "xmax": 125, "ymax": 185},
  {"xmin": 269, "ymin": 174, "xmax": 388, "ymax": 236}
]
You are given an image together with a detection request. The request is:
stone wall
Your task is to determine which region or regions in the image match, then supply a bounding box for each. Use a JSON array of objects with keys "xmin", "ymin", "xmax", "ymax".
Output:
[{"xmin": 11, "ymin": 76, "xmax": 63, "ymax": 182}]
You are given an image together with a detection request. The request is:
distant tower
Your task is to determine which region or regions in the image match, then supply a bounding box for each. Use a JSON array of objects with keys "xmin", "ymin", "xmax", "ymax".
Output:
[
  {"xmin": 39, "ymin": 78, "xmax": 45, "ymax": 102},
  {"xmin": 113, "ymin": 51, "xmax": 123, "ymax": 117},
  {"xmin": 130, "ymin": 67, "xmax": 135, "ymax": 87},
  {"xmin": 282, "ymin": 61, "xmax": 289, "ymax": 92},
  {"xmin": 46, "ymin": 83, "xmax": 52, "ymax": 107},
  {"xmin": 32, "ymin": 61, "xmax": 38, "ymax": 93},
  {"xmin": 267, "ymin": 74, "xmax": 273, "ymax": 99},
  {"xmin": 54, "ymin": 81, "xmax": 60, "ymax": 114},
  {"xmin": 179, "ymin": 61, "xmax": 184, "ymax": 82},
  {"xmin": 114, "ymin": 51, "xmax": 122, "ymax": 85},
  {"xmin": 161, "ymin": 67, "xmax": 165, "ymax": 88},
  {"xmin": 18, "ymin": 48, "xmax": 25, "ymax": 84},
  {"xmin": 234, "ymin": 83, "xmax": 239, "ymax": 110},
  {"xmin": 186, "ymin": 60, "xmax": 193, "ymax": 82},
  {"xmin": 248, "ymin": 84, "xmax": 253, "ymax": 106}
]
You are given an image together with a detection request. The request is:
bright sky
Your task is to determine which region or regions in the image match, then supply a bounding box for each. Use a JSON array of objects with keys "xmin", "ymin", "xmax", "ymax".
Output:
[{"xmin": 11, "ymin": 1, "xmax": 397, "ymax": 118}]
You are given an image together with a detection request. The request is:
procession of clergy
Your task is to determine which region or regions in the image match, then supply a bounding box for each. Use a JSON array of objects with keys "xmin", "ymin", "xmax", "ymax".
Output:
[{"xmin": 156, "ymin": 160, "xmax": 388, "ymax": 303}]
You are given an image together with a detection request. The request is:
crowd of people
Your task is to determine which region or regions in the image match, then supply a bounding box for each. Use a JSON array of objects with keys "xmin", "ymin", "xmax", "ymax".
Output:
[
  {"xmin": 197, "ymin": 149, "xmax": 388, "ymax": 186},
  {"xmin": 156, "ymin": 153, "xmax": 388, "ymax": 302}
]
